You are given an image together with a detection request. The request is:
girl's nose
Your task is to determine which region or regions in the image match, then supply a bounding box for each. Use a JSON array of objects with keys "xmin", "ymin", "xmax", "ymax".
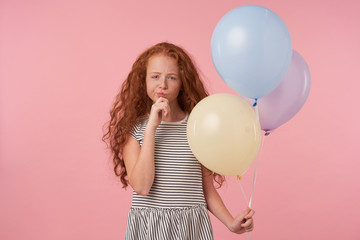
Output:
[{"xmin": 160, "ymin": 78, "xmax": 168, "ymax": 89}]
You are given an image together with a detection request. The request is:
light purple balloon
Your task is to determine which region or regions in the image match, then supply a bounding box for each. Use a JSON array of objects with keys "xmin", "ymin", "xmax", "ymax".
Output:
[{"xmin": 256, "ymin": 50, "xmax": 311, "ymax": 132}]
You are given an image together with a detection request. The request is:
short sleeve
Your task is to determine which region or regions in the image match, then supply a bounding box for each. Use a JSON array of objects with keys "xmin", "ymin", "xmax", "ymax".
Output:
[
  {"xmin": 129, "ymin": 119, "xmax": 146, "ymax": 144},
  {"xmin": 129, "ymin": 123, "xmax": 139, "ymax": 140}
]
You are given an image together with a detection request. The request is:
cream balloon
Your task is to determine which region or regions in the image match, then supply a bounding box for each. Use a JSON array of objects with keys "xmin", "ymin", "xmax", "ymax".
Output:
[{"xmin": 187, "ymin": 93, "xmax": 261, "ymax": 176}]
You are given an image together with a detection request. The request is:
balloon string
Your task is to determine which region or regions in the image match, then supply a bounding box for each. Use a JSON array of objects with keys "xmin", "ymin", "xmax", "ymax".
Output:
[
  {"xmin": 254, "ymin": 104, "xmax": 259, "ymax": 122},
  {"xmin": 237, "ymin": 176, "xmax": 248, "ymax": 204},
  {"xmin": 248, "ymin": 105, "xmax": 263, "ymax": 208},
  {"xmin": 249, "ymin": 129, "xmax": 265, "ymax": 208},
  {"xmin": 242, "ymin": 132, "xmax": 265, "ymax": 240},
  {"xmin": 237, "ymin": 178, "xmax": 252, "ymax": 240},
  {"xmin": 242, "ymin": 105, "xmax": 263, "ymax": 240}
]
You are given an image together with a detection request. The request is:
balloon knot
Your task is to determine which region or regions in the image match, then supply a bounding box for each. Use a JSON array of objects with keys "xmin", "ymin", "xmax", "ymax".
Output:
[
  {"xmin": 265, "ymin": 131, "xmax": 271, "ymax": 136},
  {"xmin": 237, "ymin": 175, "xmax": 242, "ymax": 181},
  {"xmin": 252, "ymin": 98, "xmax": 258, "ymax": 107}
]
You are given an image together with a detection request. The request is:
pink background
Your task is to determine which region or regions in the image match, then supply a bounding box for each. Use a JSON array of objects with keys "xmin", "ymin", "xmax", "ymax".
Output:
[{"xmin": 1, "ymin": 0, "xmax": 359, "ymax": 239}]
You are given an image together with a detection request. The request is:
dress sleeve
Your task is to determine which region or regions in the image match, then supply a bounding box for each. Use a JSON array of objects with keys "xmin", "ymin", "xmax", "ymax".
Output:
[
  {"xmin": 129, "ymin": 118, "xmax": 146, "ymax": 144},
  {"xmin": 129, "ymin": 123, "xmax": 139, "ymax": 140}
]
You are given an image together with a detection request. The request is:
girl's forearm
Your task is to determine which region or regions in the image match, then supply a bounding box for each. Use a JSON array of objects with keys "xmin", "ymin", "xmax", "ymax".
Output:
[
  {"xmin": 203, "ymin": 176, "xmax": 250, "ymax": 234},
  {"xmin": 205, "ymin": 185, "xmax": 234, "ymax": 229},
  {"xmin": 202, "ymin": 167, "xmax": 234, "ymax": 229}
]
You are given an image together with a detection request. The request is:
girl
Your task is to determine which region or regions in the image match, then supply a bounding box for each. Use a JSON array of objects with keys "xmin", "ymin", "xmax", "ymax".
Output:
[{"xmin": 103, "ymin": 42, "xmax": 255, "ymax": 239}]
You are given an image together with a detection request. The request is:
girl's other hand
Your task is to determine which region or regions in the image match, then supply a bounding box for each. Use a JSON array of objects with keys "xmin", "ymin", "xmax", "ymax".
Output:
[
  {"xmin": 229, "ymin": 208, "xmax": 255, "ymax": 234},
  {"xmin": 148, "ymin": 97, "xmax": 170, "ymax": 130}
]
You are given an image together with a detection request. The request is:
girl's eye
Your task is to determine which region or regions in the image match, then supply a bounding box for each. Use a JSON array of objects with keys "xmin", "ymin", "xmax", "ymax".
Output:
[
  {"xmin": 152, "ymin": 75, "xmax": 159, "ymax": 79},
  {"xmin": 168, "ymin": 76, "xmax": 176, "ymax": 80}
]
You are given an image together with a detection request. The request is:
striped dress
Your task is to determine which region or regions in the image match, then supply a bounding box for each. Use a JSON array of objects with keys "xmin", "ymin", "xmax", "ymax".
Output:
[{"xmin": 125, "ymin": 114, "xmax": 214, "ymax": 240}]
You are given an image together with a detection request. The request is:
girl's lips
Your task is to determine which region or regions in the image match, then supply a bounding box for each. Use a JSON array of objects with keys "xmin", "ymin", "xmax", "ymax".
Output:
[{"xmin": 157, "ymin": 93, "xmax": 166, "ymax": 97}]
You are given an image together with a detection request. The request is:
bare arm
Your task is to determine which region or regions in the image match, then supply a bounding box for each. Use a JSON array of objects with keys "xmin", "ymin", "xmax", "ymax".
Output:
[
  {"xmin": 123, "ymin": 128, "xmax": 156, "ymax": 195},
  {"xmin": 122, "ymin": 97, "xmax": 170, "ymax": 196},
  {"xmin": 202, "ymin": 166, "xmax": 255, "ymax": 234}
]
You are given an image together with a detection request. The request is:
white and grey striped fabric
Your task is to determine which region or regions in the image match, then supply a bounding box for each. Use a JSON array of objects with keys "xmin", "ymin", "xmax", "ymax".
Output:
[{"xmin": 125, "ymin": 114, "xmax": 214, "ymax": 240}]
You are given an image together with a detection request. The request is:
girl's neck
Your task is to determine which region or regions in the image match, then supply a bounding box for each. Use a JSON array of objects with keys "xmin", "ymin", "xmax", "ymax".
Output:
[{"xmin": 162, "ymin": 104, "xmax": 186, "ymax": 122}]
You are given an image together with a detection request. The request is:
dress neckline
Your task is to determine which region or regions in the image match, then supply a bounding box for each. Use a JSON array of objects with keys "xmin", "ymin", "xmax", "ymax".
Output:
[{"xmin": 160, "ymin": 113, "xmax": 188, "ymax": 124}]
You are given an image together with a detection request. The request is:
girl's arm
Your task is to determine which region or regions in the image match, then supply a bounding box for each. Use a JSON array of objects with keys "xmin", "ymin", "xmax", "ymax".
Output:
[
  {"xmin": 202, "ymin": 166, "xmax": 255, "ymax": 234},
  {"xmin": 123, "ymin": 127, "xmax": 156, "ymax": 196},
  {"xmin": 122, "ymin": 97, "xmax": 170, "ymax": 196}
]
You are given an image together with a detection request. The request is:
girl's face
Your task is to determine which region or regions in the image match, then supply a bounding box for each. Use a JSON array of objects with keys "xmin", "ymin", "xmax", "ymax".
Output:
[{"xmin": 146, "ymin": 54, "xmax": 182, "ymax": 105}]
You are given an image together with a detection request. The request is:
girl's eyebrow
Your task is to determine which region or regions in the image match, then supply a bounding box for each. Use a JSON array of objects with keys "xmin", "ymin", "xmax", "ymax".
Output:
[{"xmin": 149, "ymin": 71, "xmax": 178, "ymax": 75}]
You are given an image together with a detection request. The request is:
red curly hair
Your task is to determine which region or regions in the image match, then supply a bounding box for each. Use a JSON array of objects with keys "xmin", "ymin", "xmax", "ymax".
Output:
[{"xmin": 103, "ymin": 42, "xmax": 225, "ymax": 188}]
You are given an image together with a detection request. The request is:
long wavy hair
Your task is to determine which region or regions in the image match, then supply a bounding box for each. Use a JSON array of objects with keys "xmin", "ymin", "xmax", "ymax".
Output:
[{"xmin": 103, "ymin": 42, "xmax": 225, "ymax": 188}]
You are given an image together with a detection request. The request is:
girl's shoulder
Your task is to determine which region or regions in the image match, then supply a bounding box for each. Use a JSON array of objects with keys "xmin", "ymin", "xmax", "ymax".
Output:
[{"xmin": 130, "ymin": 115, "xmax": 149, "ymax": 137}]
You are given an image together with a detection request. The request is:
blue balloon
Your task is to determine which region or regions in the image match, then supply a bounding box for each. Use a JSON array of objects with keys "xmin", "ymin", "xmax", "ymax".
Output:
[{"xmin": 211, "ymin": 5, "xmax": 292, "ymax": 99}]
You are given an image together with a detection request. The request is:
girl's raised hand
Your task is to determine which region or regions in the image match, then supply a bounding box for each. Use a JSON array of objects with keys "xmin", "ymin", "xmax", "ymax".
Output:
[
  {"xmin": 229, "ymin": 208, "xmax": 255, "ymax": 234},
  {"xmin": 147, "ymin": 97, "xmax": 170, "ymax": 130}
]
